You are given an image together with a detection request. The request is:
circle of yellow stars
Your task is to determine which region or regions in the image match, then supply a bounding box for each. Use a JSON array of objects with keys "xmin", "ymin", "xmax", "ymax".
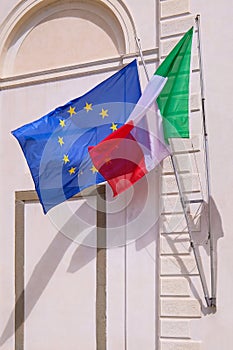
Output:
[{"xmin": 57, "ymin": 102, "xmax": 118, "ymax": 177}]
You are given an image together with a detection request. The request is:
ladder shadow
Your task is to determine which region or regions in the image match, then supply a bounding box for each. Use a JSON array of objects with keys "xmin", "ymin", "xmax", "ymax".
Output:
[
  {"xmin": 156, "ymin": 195, "xmax": 223, "ymax": 313},
  {"xmin": 190, "ymin": 196, "xmax": 224, "ymax": 313}
]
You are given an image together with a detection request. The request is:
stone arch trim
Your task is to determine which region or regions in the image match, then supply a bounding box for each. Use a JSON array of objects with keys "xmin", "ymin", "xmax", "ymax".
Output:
[{"xmin": 0, "ymin": 0, "xmax": 137, "ymax": 78}]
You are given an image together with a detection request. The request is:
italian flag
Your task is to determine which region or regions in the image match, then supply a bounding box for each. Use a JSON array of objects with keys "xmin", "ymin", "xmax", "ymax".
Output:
[{"xmin": 89, "ymin": 27, "xmax": 193, "ymax": 196}]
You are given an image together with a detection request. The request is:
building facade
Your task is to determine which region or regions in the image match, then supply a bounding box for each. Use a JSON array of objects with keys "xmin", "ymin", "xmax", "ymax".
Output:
[{"xmin": 0, "ymin": 1, "xmax": 233, "ymax": 349}]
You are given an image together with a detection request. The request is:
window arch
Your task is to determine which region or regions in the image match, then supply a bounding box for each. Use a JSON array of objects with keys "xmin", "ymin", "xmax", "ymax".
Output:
[{"xmin": 0, "ymin": 0, "xmax": 137, "ymax": 78}]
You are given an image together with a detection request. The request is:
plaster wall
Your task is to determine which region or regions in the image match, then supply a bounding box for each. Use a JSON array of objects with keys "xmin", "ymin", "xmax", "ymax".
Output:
[
  {"xmin": 189, "ymin": 0, "xmax": 233, "ymax": 348},
  {"xmin": 0, "ymin": 1, "xmax": 233, "ymax": 350},
  {"xmin": 0, "ymin": 1, "xmax": 160, "ymax": 349}
]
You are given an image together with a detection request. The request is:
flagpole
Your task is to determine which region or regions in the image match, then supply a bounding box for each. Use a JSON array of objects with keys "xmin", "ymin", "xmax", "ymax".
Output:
[
  {"xmin": 170, "ymin": 154, "xmax": 211, "ymax": 307},
  {"xmin": 135, "ymin": 34, "xmax": 212, "ymax": 308},
  {"xmin": 135, "ymin": 36, "xmax": 150, "ymax": 81},
  {"xmin": 195, "ymin": 14, "xmax": 215, "ymax": 307}
]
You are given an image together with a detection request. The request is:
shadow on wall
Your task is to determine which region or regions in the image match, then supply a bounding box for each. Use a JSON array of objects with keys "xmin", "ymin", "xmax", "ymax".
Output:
[
  {"xmin": 193, "ymin": 196, "xmax": 224, "ymax": 314},
  {"xmin": 0, "ymin": 174, "xmax": 158, "ymax": 347},
  {"xmin": 0, "ymin": 202, "xmax": 98, "ymax": 347},
  {"xmin": 0, "ymin": 188, "xmax": 223, "ymax": 346},
  {"xmin": 160, "ymin": 196, "xmax": 223, "ymax": 314}
]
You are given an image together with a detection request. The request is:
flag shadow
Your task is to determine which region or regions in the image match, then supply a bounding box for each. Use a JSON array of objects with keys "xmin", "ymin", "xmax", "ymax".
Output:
[{"xmin": 0, "ymin": 201, "xmax": 98, "ymax": 347}]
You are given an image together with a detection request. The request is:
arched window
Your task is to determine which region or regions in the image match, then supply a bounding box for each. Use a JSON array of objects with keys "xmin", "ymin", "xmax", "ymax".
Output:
[{"xmin": 0, "ymin": 0, "xmax": 137, "ymax": 79}]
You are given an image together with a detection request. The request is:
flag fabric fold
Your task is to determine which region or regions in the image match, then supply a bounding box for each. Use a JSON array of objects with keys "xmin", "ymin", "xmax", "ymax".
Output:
[
  {"xmin": 12, "ymin": 60, "xmax": 141, "ymax": 213},
  {"xmin": 156, "ymin": 26, "xmax": 194, "ymax": 141},
  {"xmin": 89, "ymin": 27, "xmax": 193, "ymax": 197}
]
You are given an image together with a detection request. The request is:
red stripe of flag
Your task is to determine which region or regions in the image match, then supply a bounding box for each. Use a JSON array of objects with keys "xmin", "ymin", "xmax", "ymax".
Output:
[{"xmin": 88, "ymin": 121, "xmax": 148, "ymax": 196}]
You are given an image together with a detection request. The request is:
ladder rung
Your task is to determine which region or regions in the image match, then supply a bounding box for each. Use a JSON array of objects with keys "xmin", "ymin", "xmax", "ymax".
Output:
[{"xmin": 184, "ymin": 199, "xmax": 204, "ymax": 204}]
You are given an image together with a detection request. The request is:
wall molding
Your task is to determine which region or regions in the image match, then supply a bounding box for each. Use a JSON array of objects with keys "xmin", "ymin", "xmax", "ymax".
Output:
[
  {"xmin": 14, "ymin": 185, "xmax": 106, "ymax": 350},
  {"xmin": 158, "ymin": 1, "xmax": 203, "ymax": 349},
  {"xmin": 0, "ymin": 48, "xmax": 158, "ymax": 89},
  {"xmin": 0, "ymin": 0, "xmax": 139, "ymax": 79}
]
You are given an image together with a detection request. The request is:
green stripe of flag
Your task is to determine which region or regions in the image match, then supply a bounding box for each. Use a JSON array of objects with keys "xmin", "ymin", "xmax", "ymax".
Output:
[{"xmin": 156, "ymin": 27, "xmax": 194, "ymax": 142}]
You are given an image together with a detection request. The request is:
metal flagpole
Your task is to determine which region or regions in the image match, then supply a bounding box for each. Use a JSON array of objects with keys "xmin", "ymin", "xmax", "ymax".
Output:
[
  {"xmin": 135, "ymin": 36, "xmax": 150, "ymax": 82},
  {"xmin": 170, "ymin": 154, "xmax": 211, "ymax": 307},
  {"xmin": 135, "ymin": 34, "xmax": 212, "ymax": 308},
  {"xmin": 195, "ymin": 14, "xmax": 216, "ymax": 307}
]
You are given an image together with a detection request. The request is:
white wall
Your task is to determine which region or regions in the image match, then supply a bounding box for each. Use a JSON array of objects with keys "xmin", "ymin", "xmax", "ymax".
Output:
[
  {"xmin": 1, "ymin": 1, "xmax": 233, "ymax": 350},
  {"xmin": 0, "ymin": 1, "xmax": 160, "ymax": 350},
  {"xmin": 190, "ymin": 0, "xmax": 233, "ymax": 348}
]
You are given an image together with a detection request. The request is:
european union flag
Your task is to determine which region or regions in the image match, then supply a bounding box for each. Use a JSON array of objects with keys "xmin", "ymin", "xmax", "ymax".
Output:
[{"xmin": 12, "ymin": 60, "xmax": 141, "ymax": 213}]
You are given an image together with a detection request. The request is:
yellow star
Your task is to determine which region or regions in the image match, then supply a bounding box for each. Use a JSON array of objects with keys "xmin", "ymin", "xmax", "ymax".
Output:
[
  {"xmin": 67, "ymin": 106, "xmax": 76, "ymax": 117},
  {"xmin": 110, "ymin": 122, "xmax": 118, "ymax": 132},
  {"xmin": 63, "ymin": 154, "xmax": 70, "ymax": 164},
  {"xmin": 68, "ymin": 167, "xmax": 76, "ymax": 175},
  {"xmin": 99, "ymin": 108, "xmax": 108, "ymax": 119},
  {"xmin": 90, "ymin": 165, "xmax": 98, "ymax": 174},
  {"xmin": 59, "ymin": 119, "xmax": 66, "ymax": 128},
  {"xmin": 84, "ymin": 102, "xmax": 93, "ymax": 112},
  {"xmin": 58, "ymin": 136, "xmax": 64, "ymax": 146},
  {"xmin": 78, "ymin": 170, "xmax": 83, "ymax": 177}
]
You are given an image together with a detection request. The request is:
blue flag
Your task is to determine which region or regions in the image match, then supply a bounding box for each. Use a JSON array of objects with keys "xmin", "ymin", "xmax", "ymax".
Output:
[{"xmin": 12, "ymin": 60, "xmax": 141, "ymax": 213}]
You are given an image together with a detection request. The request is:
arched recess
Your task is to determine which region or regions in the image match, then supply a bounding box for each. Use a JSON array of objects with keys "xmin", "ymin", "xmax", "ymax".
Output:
[{"xmin": 0, "ymin": 0, "xmax": 137, "ymax": 77}]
